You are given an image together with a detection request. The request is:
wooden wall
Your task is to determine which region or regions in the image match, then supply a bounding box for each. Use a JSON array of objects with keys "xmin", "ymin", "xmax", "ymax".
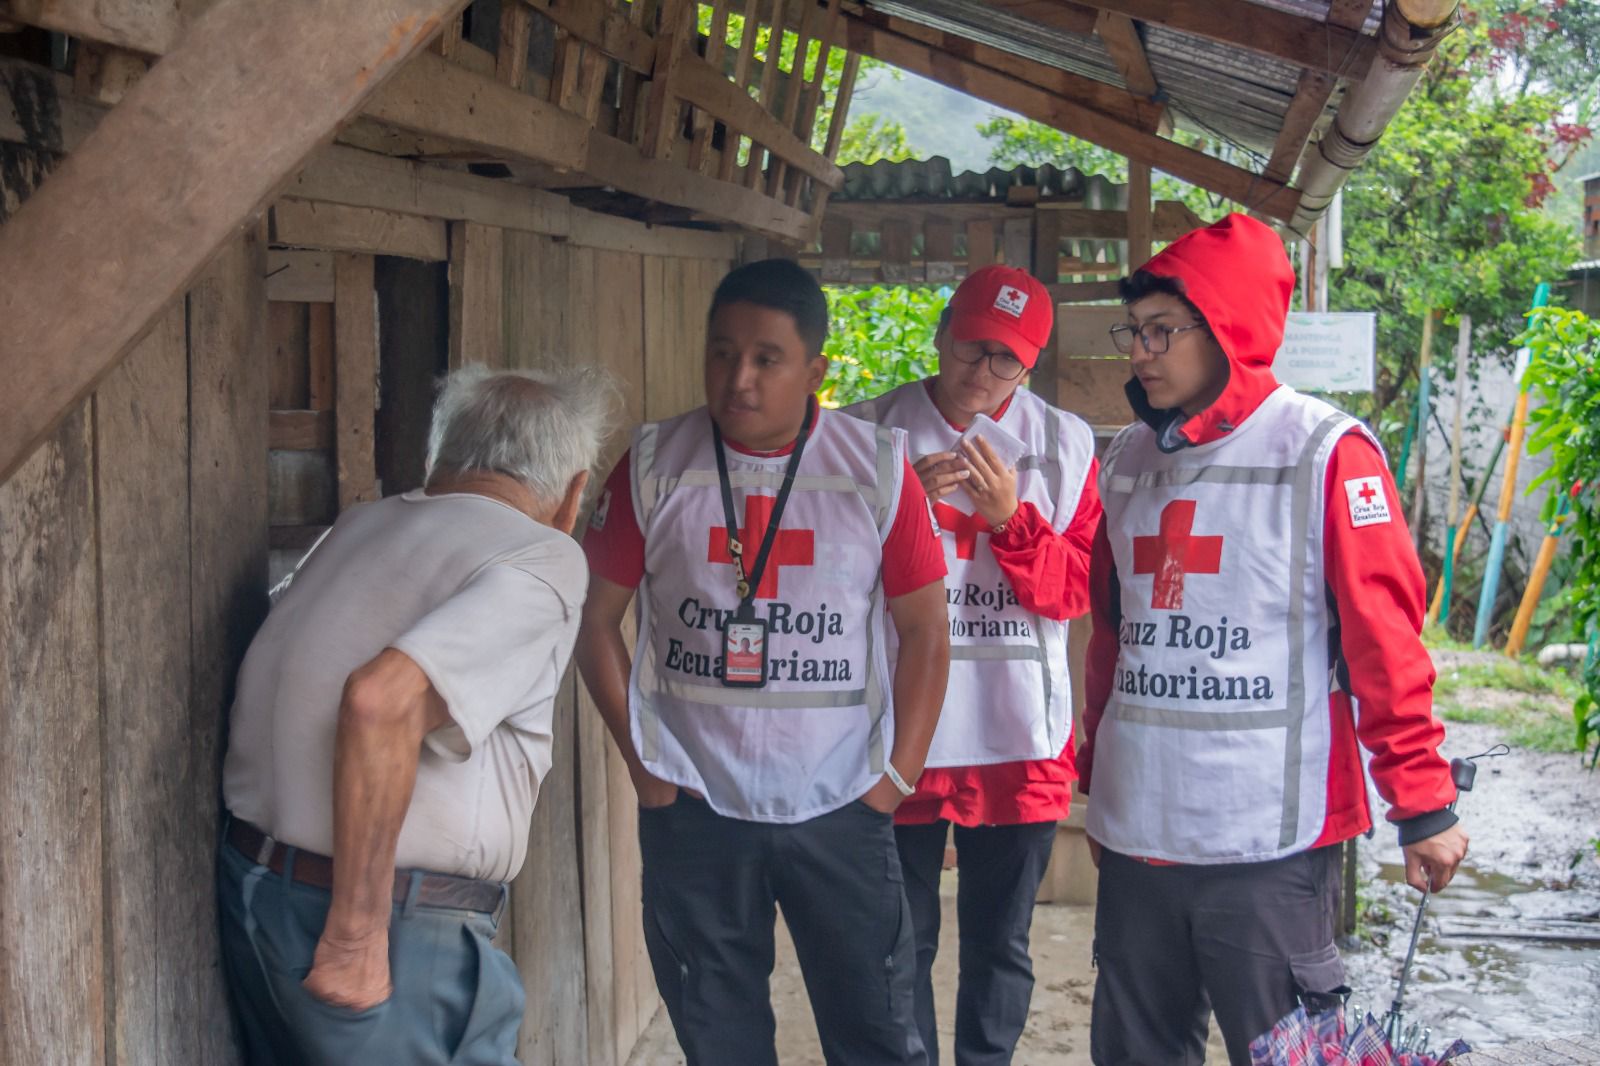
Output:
[{"xmin": 3, "ymin": 60, "xmax": 733, "ymax": 1066}]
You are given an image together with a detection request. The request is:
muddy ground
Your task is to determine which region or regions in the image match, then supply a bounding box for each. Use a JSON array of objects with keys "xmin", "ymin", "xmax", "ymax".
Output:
[{"xmin": 628, "ymin": 651, "xmax": 1600, "ymax": 1063}]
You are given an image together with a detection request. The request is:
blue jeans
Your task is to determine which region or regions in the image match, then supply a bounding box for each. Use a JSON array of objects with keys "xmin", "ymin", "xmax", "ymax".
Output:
[{"xmin": 217, "ymin": 839, "xmax": 524, "ymax": 1065}]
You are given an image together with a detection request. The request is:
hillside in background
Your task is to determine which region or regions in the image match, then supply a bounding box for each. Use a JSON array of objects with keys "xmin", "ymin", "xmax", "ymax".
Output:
[{"xmin": 849, "ymin": 67, "xmax": 1026, "ymax": 174}]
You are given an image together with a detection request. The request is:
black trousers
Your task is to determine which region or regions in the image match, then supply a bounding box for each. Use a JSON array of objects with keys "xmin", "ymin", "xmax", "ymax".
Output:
[
  {"xmin": 637, "ymin": 793, "xmax": 926, "ymax": 1066},
  {"xmin": 1090, "ymin": 844, "xmax": 1349, "ymax": 1066},
  {"xmin": 895, "ymin": 819, "xmax": 1059, "ymax": 1066}
]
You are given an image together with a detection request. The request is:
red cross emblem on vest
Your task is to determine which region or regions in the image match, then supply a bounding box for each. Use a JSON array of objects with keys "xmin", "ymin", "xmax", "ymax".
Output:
[
  {"xmin": 707, "ymin": 494, "xmax": 815, "ymax": 599},
  {"xmin": 1132, "ymin": 499, "xmax": 1223, "ymax": 610},
  {"xmin": 1357, "ymin": 481, "xmax": 1378, "ymax": 504},
  {"xmin": 932, "ymin": 502, "xmax": 991, "ymax": 561}
]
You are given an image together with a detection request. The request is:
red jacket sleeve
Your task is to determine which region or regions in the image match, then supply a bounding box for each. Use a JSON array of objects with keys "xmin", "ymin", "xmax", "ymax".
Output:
[
  {"xmin": 581, "ymin": 450, "xmax": 646, "ymax": 589},
  {"xmin": 1324, "ymin": 432, "xmax": 1457, "ymax": 831},
  {"xmin": 988, "ymin": 458, "xmax": 1102, "ymax": 622},
  {"xmin": 1077, "ymin": 514, "xmax": 1119, "ymax": 796},
  {"xmin": 883, "ymin": 456, "xmax": 949, "ymax": 598}
]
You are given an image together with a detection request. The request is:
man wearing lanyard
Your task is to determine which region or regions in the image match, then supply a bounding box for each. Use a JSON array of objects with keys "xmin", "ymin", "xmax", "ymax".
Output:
[
  {"xmin": 849, "ymin": 266, "xmax": 1100, "ymax": 1065},
  {"xmin": 577, "ymin": 258, "xmax": 952, "ymax": 1066}
]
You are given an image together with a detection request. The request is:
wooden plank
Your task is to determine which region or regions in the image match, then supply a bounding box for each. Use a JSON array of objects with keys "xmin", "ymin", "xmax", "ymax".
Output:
[
  {"xmin": 266, "ymin": 249, "xmax": 335, "ymax": 302},
  {"xmin": 0, "ymin": 0, "xmax": 470, "ymax": 487},
  {"xmin": 1003, "ymin": 0, "xmax": 1376, "ymax": 77},
  {"xmin": 879, "ymin": 216, "xmax": 915, "ymax": 283},
  {"xmin": 640, "ymin": 0, "xmax": 693, "ymax": 158},
  {"xmin": 333, "ymin": 252, "xmax": 378, "ymax": 509},
  {"xmin": 73, "ymin": 41, "xmax": 148, "ymax": 104},
  {"xmin": 616, "ymin": 0, "xmax": 658, "ymax": 142},
  {"xmin": 763, "ymin": 0, "xmax": 817, "ymax": 196},
  {"xmin": 503, "ymin": 229, "xmax": 570, "ymax": 374},
  {"xmin": 0, "ymin": 57, "xmax": 106, "ymax": 156},
  {"xmin": 448, "ymin": 221, "xmax": 506, "ymax": 369},
  {"xmin": 716, "ymin": 0, "xmax": 765, "ymax": 183},
  {"xmin": 1126, "ymin": 159, "xmax": 1152, "ymax": 268},
  {"xmin": 498, "ymin": 0, "xmax": 533, "ymax": 89},
  {"xmin": 186, "ymin": 231, "xmax": 269, "ymax": 1064},
  {"xmin": 1048, "ymin": 278, "xmax": 1122, "ymax": 303},
  {"xmin": 966, "ymin": 219, "xmax": 996, "ymax": 270},
  {"xmin": 94, "ymin": 301, "xmax": 203, "ymax": 1065},
  {"xmin": 1094, "ymin": 10, "xmax": 1157, "ymax": 99},
  {"xmin": 688, "ymin": 0, "xmax": 732, "ymax": 172},
  {"xmin": 0, "ymin": 403, "xmax": 103, "ymax": 1066},
  {"xmin": 1002, "ymin": 216, "xmax": 1031, "ymax": 269},
  {"xmin": 525, "ymin": 0, "xmax": 656, "ymax": 73},
  {"xmin": 967, "ymin": 0, "xmax": 1099, "ymax": 36},
  {"xmin": 843, "ymin": 9, "xmax": 1158, "ymax": 132},
  {"xmin": 271, "ymin": 199, "xmax": 449, "ymax": 261},
  {"xmin": 307, "ymin": 303, "xmax": 335, "ymax": 411},
  {"xmin": 743, "ymin": 0, "xmax": 789, "ymax": 187},
  {"xmin": 512, "ymin": 675, "xmax": 591, "ymax": 1066},
  {"xmin": 1030, "ymin": 206, "xmax": 1062, "ymax": 390},
  {"xmin": 364, "ymin": 49, "xmax": 590, "ymax": 174},
  {"xmin": 820, "ymin": 213, "xmax": 852, "ymax": 282},
  {"xmin": 3, "ymin": 0, "xmax": 181, "ymax": 53},
  {"xmin": 269, "ymin": 409, "xmax": 335, "ymax": 451},
  {"xmin": 839, "ymin": 14, "xmax": 1300, "ymax": 220},
  {"xmin": 291, "ymin": 144, "xmax": 738, "ymax": 259},
  {"xmin": 674, "ymin": 52, "xmax": 844, "ymax": 188},
  {"xmin": 1264, "ymin": 68, "xmax": 1334, "ymax": 183},
  {"xmin": 268, "ymin": 301, "xmax": 311, "ymax": 409}
]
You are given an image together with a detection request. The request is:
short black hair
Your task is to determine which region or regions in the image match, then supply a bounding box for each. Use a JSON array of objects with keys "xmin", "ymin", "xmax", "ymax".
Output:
[
  {"xmin": 708, "ymin": 258, "xmax": 829, "ymax": 356},
  {"xmin": 1119, "ymin": 269, "xmax": 1207, "ymax": 323}
]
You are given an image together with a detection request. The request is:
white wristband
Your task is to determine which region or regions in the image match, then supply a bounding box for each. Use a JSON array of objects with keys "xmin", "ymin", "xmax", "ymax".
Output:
[{"xmin": 884, "ymin": 761, "xmax": 917, "ymax": 797}]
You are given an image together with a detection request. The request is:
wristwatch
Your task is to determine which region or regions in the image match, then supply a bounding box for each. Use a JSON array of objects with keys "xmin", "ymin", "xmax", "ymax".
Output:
[{"xmin": 884, "ymin": 761, "xmax": 917, "ymax": 797}]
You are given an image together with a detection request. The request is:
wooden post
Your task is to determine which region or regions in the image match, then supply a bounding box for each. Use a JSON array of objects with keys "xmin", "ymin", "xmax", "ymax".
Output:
[
  {"xmin": 1126, "ymin": 159, "xmax": 1152, "ymax": 269},
  {"xmin": 819, "ymin": 214, "xmax": 852, "ymax": 283},
  {"xmin": 1031, "ymin": 208, "xmax": 1062, "ymax": 398},
  {"xmin": 689, "ymin": 0, "xmax": 732, "ymax": 173},
  {"xmin": 742, "ymin": 0, "xmax": 789, "ymax": 188},
  {"xmin": 0, "ymin": 0, "xmax": 471, "ymax": 486},
  {"xmin": 333, "ymin": 253, "xmax": 379, "ymax": 510},
  {"xmin": 448, "ymin": 221, "xmax": 506, "ymax": 369},
  {"xmin": 641, "ymin": 0, "xmax": 694, "ymax": 159},
  {"xmin": 966, "ymin": 219, "xmax": 996, "ymax": 271},
  {"xmin": 716, "ymin": 0, "xmax": 765, "ymax": 183}
]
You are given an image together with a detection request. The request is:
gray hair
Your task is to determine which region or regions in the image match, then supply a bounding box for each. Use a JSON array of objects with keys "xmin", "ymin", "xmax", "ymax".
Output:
[{"xmin": 425, "ymin": 365, "xmax": 617, "ymax": 503}]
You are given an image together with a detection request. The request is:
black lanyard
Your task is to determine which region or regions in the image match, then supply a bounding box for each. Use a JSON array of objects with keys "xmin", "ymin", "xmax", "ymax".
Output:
[{"xmin": 711, "ymin": 397, "xmax": 814, "ymax": 617}]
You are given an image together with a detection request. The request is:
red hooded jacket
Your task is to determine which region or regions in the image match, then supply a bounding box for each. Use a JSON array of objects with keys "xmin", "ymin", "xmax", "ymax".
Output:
[{"xmin": 1079, "ymin": 214, "xmax": 1459, "ymax": 852}]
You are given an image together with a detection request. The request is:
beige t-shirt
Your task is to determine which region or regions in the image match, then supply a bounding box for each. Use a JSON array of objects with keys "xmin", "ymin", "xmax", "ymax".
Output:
[{"xmin": 222, "ymin": 490, "xmax": 586, "ymax": 883}]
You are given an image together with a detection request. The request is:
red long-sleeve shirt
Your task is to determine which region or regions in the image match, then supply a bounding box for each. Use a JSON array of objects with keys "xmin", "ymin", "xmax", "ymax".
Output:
[
  {"xmin": 1079, "ymin": 430, "xmax": 1457, "ymax": 848},
  {"xmin": 895, "ymin": 459, "xmax": 1103, "ymax": 828}
]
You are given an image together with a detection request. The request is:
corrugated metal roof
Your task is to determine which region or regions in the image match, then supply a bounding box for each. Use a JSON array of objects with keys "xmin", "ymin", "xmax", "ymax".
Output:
[
  {"xmin": 861, "ymin": 0, "xmax": 1379, "ymax": 157},
  {"xmin": 833, "ymin": 156, "xmax": 1124, "ymax": 206}
]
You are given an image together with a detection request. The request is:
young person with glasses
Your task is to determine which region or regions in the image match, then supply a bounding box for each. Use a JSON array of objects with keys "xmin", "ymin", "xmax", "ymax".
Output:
[
  {"xmin": 848, "ymin": 265, "xmax": 1101, "ymax": 1065},
  {"xmin": 1081, "ymin": 215, "xmax": 1469, "ymax": 1064}
]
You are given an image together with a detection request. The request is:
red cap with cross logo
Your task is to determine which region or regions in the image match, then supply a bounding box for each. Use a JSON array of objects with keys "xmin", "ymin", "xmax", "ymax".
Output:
[{"xmin": 946, "ymin": 265, "xmax": 1054, "ymax": 369}]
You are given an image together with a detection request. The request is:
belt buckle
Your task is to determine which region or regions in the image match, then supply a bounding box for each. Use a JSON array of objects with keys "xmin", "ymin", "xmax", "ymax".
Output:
[{"xmin": 255, "ymin": 832, "xmax": 277, "ymax": 868}]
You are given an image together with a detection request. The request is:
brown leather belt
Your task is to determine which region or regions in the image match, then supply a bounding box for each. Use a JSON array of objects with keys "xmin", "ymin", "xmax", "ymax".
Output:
[{"xmin": 227, "ymin": 818, "xmax": 504, "ymax": 916}]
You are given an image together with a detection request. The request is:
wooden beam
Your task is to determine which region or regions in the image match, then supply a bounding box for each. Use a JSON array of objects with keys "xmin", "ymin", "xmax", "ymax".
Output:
[
  {"xmin": 765, "ymin": 0, "xmax": 821, "ymax": 196},
  {"xmin": 842, "ymin": 15, "xmax": 1301, "ymax": 221},
  {"xmin": 1094, "ymin": 10, "xmax": 1157, "ymax": 99},
  {"xmin": 674, "ymin": 53, "xmax": 844, "ymax": 188},
  {"xmin": 969, "ymin": 0, "xmax": 1099, "ymax": 36},
  {"xmin": 0, "ymin": 0, "xmax": 467, "ymax": 487},
  {"xmin": 364, "ymin": 50, "xmax": 590, "ymax": 173},
  {"xmin": 270, "ymin": 409, "xmax": 335, "ymax": 451},
  {"xmin": 641, "ymin": 0, "xmax": 694, "ymax": 158},
  {"xmin": 1023, "ymin": 0, "xmax": 1375, "ymax": 77},
  {"xmin": 846, "ymin": 9, "xmax": 1159, "ymax": 132},
  {"xmin": 1126, "ymin": 159, "xmax": 1152, "ymax": 267},
  {"xmin": 716, "ymin": 0, "xmax": 764, "ymax": 182},
  {"xmin": 270, "ymin": 199, "xmax": 449, "ymax": 261},
  {"xmin": 1, "ymin": 0, "xmax": 180, "ymax": 54},
  {"xmin": 744, "ymin": 0, "xmax": 789, "ymax": 187},
  {"xmin": 689, "ymin": 0, "xmax": 732, "ymax": 172},
  {"xmin": 497, "ymin": 0, "xmax": 533, "ymax": 89},
  {"xmin": 266, "ymin": 249, "xmax": 336, "ymax": 302},
  {"xmin": 524, "ymin": 0, "xmax": 655, "ymax": 73},
  {"xmin": 1265, "ymin": 68, "xmax": 1333, "ymax": 183}
]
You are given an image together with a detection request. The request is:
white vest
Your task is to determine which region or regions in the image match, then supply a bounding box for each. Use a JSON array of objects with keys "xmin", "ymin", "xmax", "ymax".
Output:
[
  {"xmin": 1087, "ymin": 386, "xmax": 1366, "ymax": 863},
  {"xmin": 628, "ymin": 406, "xmax": 907, "ymax": 823},
  {"xmin": 848, "ymin": 382, "xmax": 1095, "ymax": 768}
]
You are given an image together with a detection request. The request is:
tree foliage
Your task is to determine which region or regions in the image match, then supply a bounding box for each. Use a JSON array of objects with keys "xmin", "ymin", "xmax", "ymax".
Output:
[
  {"xmin": 820, "ymin": 286, "xmax": 946, "ymax": 407},
  {"xmin": 1520, "ymin": 307, "xmax": 1600, "ymax": 762}
]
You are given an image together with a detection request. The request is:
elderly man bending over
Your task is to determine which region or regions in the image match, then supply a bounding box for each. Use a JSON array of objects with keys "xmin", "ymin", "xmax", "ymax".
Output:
[{"xmin": 218, "ymin": 365, "xmax": 613, "ymax": 1066}]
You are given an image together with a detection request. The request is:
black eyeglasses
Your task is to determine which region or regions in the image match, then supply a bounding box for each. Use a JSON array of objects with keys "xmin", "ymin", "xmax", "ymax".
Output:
[
  {"xmin": 948, "ymin": 344, "xmax": 1027, "ymax": 381},
  {"xmin": 1108, "ymin": 322, "xmax": 1208, "ymax": 355}
]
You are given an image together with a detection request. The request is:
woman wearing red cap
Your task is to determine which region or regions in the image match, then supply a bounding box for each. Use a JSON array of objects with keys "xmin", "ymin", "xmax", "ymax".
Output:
[
  {"xmin": 1080, "ymin": 214, "xmax": 1469, "ymax": 1063},
  {"xmin": 848, "ymin": 265, "xmax": 1101, "ymax": 1066}
]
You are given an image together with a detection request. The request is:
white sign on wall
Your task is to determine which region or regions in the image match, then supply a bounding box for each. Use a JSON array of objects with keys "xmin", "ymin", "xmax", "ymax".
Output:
[{"xmin": 1276, "ymin": 312, "xmax": 1376, "ymax": 393}]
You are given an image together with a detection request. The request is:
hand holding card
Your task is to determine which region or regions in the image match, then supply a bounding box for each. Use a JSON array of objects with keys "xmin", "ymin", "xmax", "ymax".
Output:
[{"xmin": 956, "ymin": 413, "xmax": 1029, "ymax": 471}]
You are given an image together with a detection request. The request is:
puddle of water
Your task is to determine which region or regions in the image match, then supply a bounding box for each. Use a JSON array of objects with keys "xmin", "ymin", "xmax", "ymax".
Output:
[{"xmin": 1342, "ymin": 860, "xmax": 1600, "ymax": 1046}]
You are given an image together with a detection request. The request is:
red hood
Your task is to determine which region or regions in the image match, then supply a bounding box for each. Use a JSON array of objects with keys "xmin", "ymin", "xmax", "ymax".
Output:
[{"xmin": 1130, "ymin": 213, "xmax": 1294, "ymax": 447}]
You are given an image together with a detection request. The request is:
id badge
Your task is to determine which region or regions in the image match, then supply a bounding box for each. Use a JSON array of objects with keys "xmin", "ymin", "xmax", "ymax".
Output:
[{"xmin": 723, "ymin": 619, "xmax": 769, "ymax": 688}]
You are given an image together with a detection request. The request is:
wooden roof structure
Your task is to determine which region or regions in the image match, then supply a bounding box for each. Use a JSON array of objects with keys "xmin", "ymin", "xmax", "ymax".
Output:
[{"xmin": 0, "ymin": 0, "xmax": 1461, "ymax": 486}]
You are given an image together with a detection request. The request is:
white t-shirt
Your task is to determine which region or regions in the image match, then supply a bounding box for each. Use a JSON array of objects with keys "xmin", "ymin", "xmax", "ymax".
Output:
[{"xmin": 222, "ymin": 489, "xmax": 587, "ymax": 883}]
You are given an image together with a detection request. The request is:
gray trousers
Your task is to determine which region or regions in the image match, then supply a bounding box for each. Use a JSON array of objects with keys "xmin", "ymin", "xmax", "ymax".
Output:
[
  {"xmin": 1089, "ymin": 844, "xmax": 1349, "ymax": 1066},
  {"xmin": 218, "ymin": 838, "xmax": 523, "ymax": 1066},
  {"xmin": 638, "ymin": 793, "xmax": 927, "ymax": 1066}
]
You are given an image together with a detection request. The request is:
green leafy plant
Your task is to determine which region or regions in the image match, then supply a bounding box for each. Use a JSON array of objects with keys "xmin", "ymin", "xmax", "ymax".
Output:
[
  {"xmin": 821, "ymin": 286, "xmax": 947, "ymax": 407},
  {"xmin": 1520, "ymin": 305, "xmax": 1600, "ymax": 764}
]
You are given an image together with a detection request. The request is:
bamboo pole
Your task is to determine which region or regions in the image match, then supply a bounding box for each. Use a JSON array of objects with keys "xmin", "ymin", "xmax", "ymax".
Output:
[
  {"xmin": 1506, "ymin": 496, "xmax": 1569, "ymax": 658},
  {"xmin": 1395, "ymin": 309, "xmax": 1435, "ymax": 491}
]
